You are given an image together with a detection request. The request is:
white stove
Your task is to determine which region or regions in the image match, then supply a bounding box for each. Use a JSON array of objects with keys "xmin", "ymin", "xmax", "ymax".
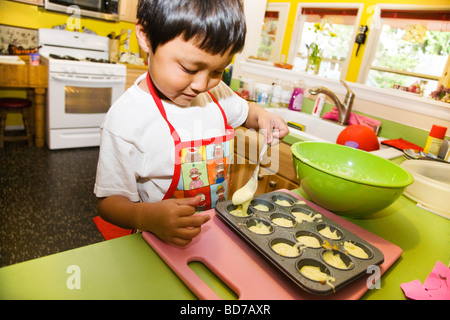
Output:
[{"xmin": 39, "ymin": 28, "xmax": 126, "ymax": 149}]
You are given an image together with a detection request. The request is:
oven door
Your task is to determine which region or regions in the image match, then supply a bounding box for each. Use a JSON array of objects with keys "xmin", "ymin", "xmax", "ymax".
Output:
[{"xmin": 48, "ymin": 73, "xmax": 124, "ymax": 129}]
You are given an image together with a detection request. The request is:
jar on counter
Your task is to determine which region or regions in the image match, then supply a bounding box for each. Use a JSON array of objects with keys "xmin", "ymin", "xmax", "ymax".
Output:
[
  {"xmin": 270, "ymin": 80, "xmax": 283, "ymax": 108},
  {"xmin": 255, "ymin": 83, "xmax": 272, "ymax": 107},
  {"xmin": 237, "ymin": 77, "xmax": 256, "ymax": 101},
  {"xmin": 424, "ymin": 125, "xmax": 447, "ymax": 156},
  {"xmin": 438, "ymin": 139, "xmax": 450, "ymax": 161},
  {"xmin": 280, "ymin": 79, "xmax": 293, "ymax": 108}
]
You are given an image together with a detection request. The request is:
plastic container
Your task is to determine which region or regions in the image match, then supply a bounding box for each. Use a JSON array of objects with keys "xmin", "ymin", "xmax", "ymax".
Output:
[
  {"xmin": 438, "ymin": 139, "xmax": 449, "ymax": 161},
  {"xmin": 444, "ymin": 141, "xmax": 450, "ymax": 162},
  {"xmin": 29, "ymin": 53, "xmax": 40, "ymax": 66},
  {"xmin": 255, "ymin": 83, "xmax": 272, "ymax": 107},
  {"xmin": 280, "ymin": 80, "xmax": 293, "ymax": 108},
  {"xmin": 270, "ymin": 80, "xmax": 283, "ymax": 108},
  {"xmin": 289, "ymin": 80, "xmax": 305, "ymax": 111},
  {"xmin": 401, "ymin": 160, "xmax": 450, "ymax": 218},
  {"xmin": 423, "ymin": 125, "xmax": 447, "ymax": 156},
  {"xmin": 312, "ymin": 93, "xmax": 326, "ymax": 117},
  {"xmin": 237, "ymin": 77, "xmax": 256, "ymax": 101}
]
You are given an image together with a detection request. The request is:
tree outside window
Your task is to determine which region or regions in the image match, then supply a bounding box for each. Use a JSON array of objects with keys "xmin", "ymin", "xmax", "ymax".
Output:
[{"xmin": 364, "ymin": 9, "xmax": 450, "ymax": 99}]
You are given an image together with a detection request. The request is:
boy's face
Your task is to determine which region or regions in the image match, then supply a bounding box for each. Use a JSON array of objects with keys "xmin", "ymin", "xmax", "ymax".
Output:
[{"xmin": 143, "ymin": 36, "xmax": 234, "ymax": 107}]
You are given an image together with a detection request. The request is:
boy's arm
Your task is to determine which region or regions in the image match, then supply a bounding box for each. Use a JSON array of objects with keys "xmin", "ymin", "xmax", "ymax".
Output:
[
  {"xmin": 97, "ymin": 195, "xmax": 144, "ymax": 230},
  {"xmin": 97, "ymin": 195, "xmax": 210, "ymax": 246},
  {"xmin": 244, "ymin": 102, "xmax": 289, "ymax": 144}
]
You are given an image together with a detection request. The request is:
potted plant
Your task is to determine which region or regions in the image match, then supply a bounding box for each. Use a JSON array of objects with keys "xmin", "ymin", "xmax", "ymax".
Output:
[{"xmin": 306, "ymin": 22, "xmax": 337, "ymax": 74}]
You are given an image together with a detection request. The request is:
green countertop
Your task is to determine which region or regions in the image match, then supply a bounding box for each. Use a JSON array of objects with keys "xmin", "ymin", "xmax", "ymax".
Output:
[{"xmin": 0, "ymin": 188, "xmax": 449, "ymax": 300}]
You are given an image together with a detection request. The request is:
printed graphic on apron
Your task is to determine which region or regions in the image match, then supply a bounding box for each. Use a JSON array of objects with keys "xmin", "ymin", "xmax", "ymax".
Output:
[
  {"xmin": 146, "ymin": 72, "xmax": 235, "ymax": 211},
  {"xmin": 181, "ymin": 146, "xmax": 205, "ymax": 163},
  {"xmin": 175, "ymin": 140, "xmax": 232, "ymax": 209}
]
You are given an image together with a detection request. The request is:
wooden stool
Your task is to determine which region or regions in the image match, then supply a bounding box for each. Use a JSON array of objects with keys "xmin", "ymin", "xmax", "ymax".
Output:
[{"xmin": 0, "ymin": 98, "xmax": 33, "ymax": 147}]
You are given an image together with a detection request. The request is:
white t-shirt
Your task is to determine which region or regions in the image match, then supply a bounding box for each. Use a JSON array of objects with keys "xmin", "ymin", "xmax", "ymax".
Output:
[{"xmin": 94, "ymin": 73, "xmax": 249, "ymax": 203}]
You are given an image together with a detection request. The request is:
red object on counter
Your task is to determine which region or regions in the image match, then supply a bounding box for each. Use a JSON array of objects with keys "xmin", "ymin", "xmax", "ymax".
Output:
[
  {"xmin": 429, "ymin": 125, "xmax": 447, "ymax": 139},
  {"xmin": 381, "ymin": 138, "xmax": 423, "ymax": 151},
  {"xmin": 336, "ymin": 125, "xmax": 380, "ymax": 152}
]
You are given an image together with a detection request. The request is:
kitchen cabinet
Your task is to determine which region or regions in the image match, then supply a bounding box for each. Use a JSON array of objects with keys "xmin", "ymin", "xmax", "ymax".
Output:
[
  {"xmin": 230, "ymin": 126, "xmax": 299, "ymax": 196},
  {"xmin": 230, "ymin": 154, "xmax": 298, "ymax": 197},
  {"xmin": 11, "ymin": 0, "xmax": 43, "ymax": 5},
  {"xmin": 230, "ymin": 154, "xmax": 268, "ymax": 196},
  {"xmin": 262, "ymin": 167, "xmax": 299, "ymax": 193},
  {"xmin": 123, "ymin": 63, "xmax": 147, "ymax": 90},
  {"xmin": 119, "ymin": 0, "xmax": 138, "ymax": 23}
]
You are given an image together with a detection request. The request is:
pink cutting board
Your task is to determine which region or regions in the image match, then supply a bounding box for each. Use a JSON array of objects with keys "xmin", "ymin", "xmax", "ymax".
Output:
[{"xmin": 142, "ymin": 190, "xmax": 402, "ymax": 300}]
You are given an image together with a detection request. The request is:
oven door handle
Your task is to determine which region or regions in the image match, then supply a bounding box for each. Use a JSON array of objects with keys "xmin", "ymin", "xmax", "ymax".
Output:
[{"xmin": 50, "ymin": 74, "xmax": 125, "ymax": 84}]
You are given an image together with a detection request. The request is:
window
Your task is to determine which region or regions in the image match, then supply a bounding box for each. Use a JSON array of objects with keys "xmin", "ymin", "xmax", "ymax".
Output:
[
  {"xmin": 257, "ymin": 11, "xmax": 279, "ymax": 61},
  {"xmin": 255, "ymin": 3, "xmax": 289, "ymax": 63},
  {"xmin": 361, "ymin": 7, "xmax": 450, "ymax": 98},
  {"xmin": 289, "ymin": 5, "xmax": 361, "ymax": 80}
]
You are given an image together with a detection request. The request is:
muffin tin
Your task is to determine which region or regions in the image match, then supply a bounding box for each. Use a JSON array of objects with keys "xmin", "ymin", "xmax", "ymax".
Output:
[{"xmin": 215, "ymin": 191, "xmax": 384, "ymax": 295}]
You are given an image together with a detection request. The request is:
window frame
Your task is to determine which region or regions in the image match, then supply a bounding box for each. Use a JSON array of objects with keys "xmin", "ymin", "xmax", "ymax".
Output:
[
  {"xmin": 357, "ymin": 3, "xmax": 450, "ymax": 87},
  {"xmin": 257, "ymin": 2, "xmax": 290, "ymax": 63},
  {"xmin": 287, "ymin": 2, "xmax": 364, "ymax": 81}
]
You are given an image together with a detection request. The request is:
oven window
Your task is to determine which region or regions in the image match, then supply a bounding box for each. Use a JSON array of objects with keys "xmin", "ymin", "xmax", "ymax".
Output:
[{"xmin": 65, "ymin": 86, "xmax": 112, "ymax": 114}]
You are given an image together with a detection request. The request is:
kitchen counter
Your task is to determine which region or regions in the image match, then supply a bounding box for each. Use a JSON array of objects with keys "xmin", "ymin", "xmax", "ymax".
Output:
[{"xmin": 0, "ymin": 188, "xmax": 448, "ymax": 300}]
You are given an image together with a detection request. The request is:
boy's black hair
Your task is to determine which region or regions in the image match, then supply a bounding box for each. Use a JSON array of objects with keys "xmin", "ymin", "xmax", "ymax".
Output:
[{"xmin": 137, "ymin": 0, "xmax": 246, "ymax": 56}]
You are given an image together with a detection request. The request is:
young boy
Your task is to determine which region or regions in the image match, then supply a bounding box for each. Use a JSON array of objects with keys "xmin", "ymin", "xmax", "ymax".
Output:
[{"xmin": 94, "ymin": 0, "xmax": 289, "ymax": 246}]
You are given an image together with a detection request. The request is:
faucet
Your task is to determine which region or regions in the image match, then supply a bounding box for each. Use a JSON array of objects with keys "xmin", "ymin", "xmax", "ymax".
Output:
[{"xmin": 309, "ymin": 80, "xmax": 355, "ymax": 125}]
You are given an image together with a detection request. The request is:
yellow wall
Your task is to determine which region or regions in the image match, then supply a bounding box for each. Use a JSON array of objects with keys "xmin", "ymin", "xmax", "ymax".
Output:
[
  {"xmin": 268, "ymin": 0, "xmax": 450, "ymax": 82},
  {"xmin": 0, "ymin": 0, "xmax": 139, "ymax": 53},
  {"xmin": 4, "ymin": 0, "xmax": 448, "ymax": 81}
]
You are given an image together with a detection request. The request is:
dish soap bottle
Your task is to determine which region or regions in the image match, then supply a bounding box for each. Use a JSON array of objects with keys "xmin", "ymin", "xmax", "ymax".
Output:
[
  {"xmin": 289, "ymin": 80, "xmax": 305, "ymax": 111},
  {"xmin": 311, "ymin": 93, "xmax": 326, "ymax": 117}
]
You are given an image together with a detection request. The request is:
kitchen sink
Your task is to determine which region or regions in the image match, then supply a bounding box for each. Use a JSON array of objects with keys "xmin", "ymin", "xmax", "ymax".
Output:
[
  {"xmin": 267, "ymin": 108, "xmax": 403, "ymax": 159},
  {"xmin": 268, "ymin": 108, "xmax": 344, "ymax": 142}
]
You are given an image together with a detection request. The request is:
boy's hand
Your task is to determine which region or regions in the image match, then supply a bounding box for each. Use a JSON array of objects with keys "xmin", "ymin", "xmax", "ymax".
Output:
[
  {"xmin": 144, "ymin": 195, "xmax": 210, "ymax": 247},
  {"xmin": 245, "ymin": 102, "xmax": 289, "ymax": 145},
  {"xmin": 258, "ymin": 114, "xmax": 290, "ymax": 145}
]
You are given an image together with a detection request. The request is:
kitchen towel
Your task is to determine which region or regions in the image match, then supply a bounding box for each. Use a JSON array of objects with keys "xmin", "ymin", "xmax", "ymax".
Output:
[
  {"xmin": 322, "ymin": 107, "xmax": 381, "ymax": 131},
  {"xmin": 400, "ymin": 261, "xmax": 450, "ymax": 300},
  {"xmin": 381, "ymin": 138, "xmax": 424, "ymax": 151},
  {"xmin": 93, "ymin": 216, "xmax": 133, "ymax": 240}
]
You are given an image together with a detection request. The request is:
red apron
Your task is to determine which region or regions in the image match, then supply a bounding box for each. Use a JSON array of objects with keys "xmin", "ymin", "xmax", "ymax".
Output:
[{"xmin": 146, "ymin": 72, "xmax": 234, "ymax": 211}]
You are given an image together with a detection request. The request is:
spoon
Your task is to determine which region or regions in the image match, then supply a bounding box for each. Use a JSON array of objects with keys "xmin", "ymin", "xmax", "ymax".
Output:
[
  {"xmin": 403, "ymin": 149, "xmax": 448, "ymax": 163},
  {"xmin": 232, "ymin": 141, "xmax": 270, "ymax": 214}
]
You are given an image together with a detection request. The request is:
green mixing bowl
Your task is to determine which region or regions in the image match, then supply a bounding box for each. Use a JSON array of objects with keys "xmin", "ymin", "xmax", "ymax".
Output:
[{"xmin": 291, "ymin": 141, "xmax": 414, "ymax": 218}]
